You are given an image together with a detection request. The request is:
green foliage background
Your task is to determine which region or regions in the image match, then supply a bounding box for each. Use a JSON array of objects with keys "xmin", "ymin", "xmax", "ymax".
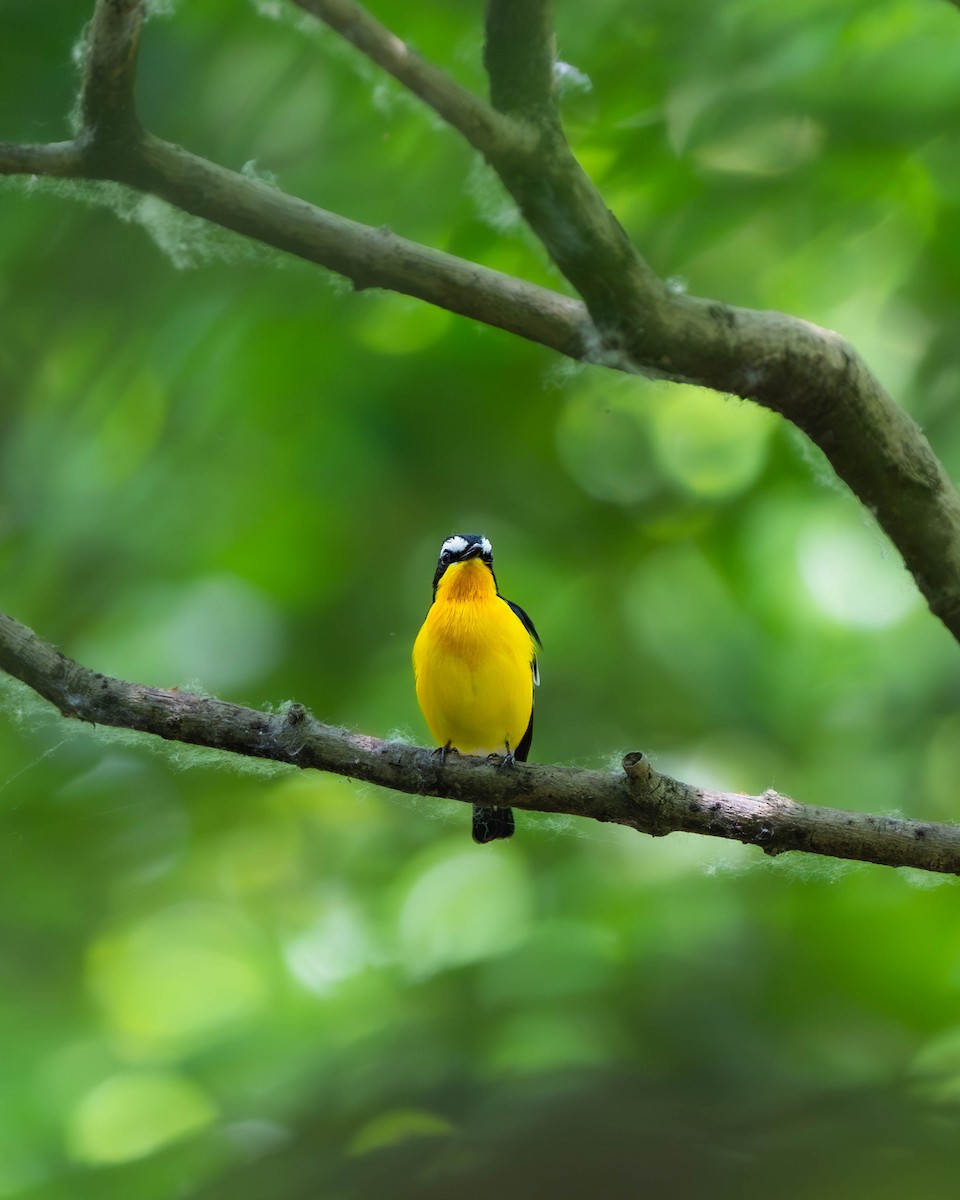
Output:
[{"xmin": 4, "ymin": 1, "xmax": 960, "ymax": 1195}]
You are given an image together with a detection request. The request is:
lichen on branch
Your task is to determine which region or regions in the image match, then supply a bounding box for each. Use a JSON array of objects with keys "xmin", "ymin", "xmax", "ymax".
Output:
[{"xmin": 1, "ymin": 610, "xmax": 959, "ymax": 877}]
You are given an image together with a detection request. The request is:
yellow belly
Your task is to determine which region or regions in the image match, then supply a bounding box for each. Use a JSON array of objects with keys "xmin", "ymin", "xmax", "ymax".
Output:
[{"xmin": 413, "ymin": 593, "xmax": 534, "ymax": 756}]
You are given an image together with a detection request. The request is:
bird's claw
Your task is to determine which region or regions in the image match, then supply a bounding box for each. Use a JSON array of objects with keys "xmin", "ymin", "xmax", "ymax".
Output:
[
  {"xmin": 433, "ymin": 742, "xmax": 456, "ymax": 767},
  {"xmin": 487, "ymin": 751, "xmax": 516, "ymax": 771}
]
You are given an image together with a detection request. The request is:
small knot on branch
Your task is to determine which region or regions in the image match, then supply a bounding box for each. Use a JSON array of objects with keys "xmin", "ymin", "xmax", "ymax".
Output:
[
  {"xmin": 275, "ymin": 700, "xmax": 310, "ymax": 760},
  {"xmin": 621, "ymin": 751, "xmax": 674, "ymax": 837},
  {"xmin": 622, "ymin": 750, "xmax": 651, "ymax": 785}
]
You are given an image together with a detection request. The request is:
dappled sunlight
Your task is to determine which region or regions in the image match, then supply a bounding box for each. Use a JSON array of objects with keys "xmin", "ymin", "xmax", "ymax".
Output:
[
  {"xmin": 693, "ymin": 114, "xmax": 824, "ymax": 179},
  {"xmin": 556, "ymin": 382, "xmax": 659, "ymax": 506}
]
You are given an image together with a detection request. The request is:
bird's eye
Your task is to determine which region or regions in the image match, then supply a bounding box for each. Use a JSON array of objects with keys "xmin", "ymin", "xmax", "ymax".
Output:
[{"xmin": 440, "ymin": 550, "xmax": 452, "ymax": 564}]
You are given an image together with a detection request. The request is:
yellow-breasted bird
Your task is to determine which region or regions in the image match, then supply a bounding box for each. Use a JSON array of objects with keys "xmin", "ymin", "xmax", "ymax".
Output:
[{"xmin": 413, "ymin": 533, "xmax": 541, "ymax": 843}]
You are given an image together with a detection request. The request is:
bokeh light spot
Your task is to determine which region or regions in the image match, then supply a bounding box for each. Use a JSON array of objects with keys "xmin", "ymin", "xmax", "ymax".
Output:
[
  {"xmin": 87, "ymin": 905, "xmax": 268, "ymax": 1058},
  {"xmin": 68, "ymin": 1071, "xmax": 216, "ymax": 1165},
  {"xmin": 648, "ymin": 386, "xmax": 775, "ymax": 498},
  {"xmin": 797, "ymin": 515, "xmax": 919, "ymax": 628},
  {"xmin": 397, "ymin": 846, "xmax": 531, "ymax": 976},
  {"xmin": 77, "ymin": 573, "xmax": 284, "ymax": 691},
  {"xmin": 354, "ymin": 296, "xmax": 452, "ymax": 355},
  {"xmin": 349, "ymin": 1109, "xmax": 456, "ymax": 1156},
  {"xmin": 556, "ymin": 385, "xmax": 657, "ymax": 506}
]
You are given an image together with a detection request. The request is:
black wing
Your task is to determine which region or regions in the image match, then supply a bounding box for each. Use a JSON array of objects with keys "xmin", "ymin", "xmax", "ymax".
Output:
[
  {"xmin": 506, "ymin": 599, "xmax": 541, "ymax": 648},
  {"xmin": 506, "ymin": 598, "xmax": 541, "ymax": 688}
]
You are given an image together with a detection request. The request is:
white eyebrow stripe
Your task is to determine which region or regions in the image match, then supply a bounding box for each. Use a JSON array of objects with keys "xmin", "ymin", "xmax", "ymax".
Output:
[
  {"xmin": 442, "ymin": 535, "xmax": 469, "ymax": 556},
  {"xmin": 479, "ymin": 536, "xmax": 492, "ymax": 556}
]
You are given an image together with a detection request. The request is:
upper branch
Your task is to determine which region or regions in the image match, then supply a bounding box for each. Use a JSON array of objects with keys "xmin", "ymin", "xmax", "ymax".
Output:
[
  {"xmin": 80, "ymin": 0, "xmax": 145, "ymax": 144},
  {"xmin": 293, "ymin": 1, "xmax": 665, "ymax": 330},
  {"xmin": 484, "ymin": 0, "xmax": 559, "ymax": 125},
  {"xmin": 2, "ymin": 609, "xmax": 960, "ymax": 876},
  {"xmin": 294, "ymin": 1, "xmax": 960, "ymax": 646},
  {"xmin": 127, "ymin": 133, "xmax": 591, "ymax": 356},
  {"xmin": 5, "ymin": 3, "xmax": 960, "ymax": 652},
  {"xmin": 289, "ymin": 0, "xmax": 536, "ymax": 159}
]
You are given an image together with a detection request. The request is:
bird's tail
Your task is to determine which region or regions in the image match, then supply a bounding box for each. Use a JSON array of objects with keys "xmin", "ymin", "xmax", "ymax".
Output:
[{"xmin": 472, "ymin": 804, "xmax": 515, "ymax": 844}]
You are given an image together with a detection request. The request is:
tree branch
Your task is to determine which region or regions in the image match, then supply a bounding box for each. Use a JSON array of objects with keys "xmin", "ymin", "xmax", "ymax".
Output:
[
  {"xmin": 289, "ymin": 0, "xmax": 960, "ymax": 646},
  {"xmin": 80, "ymin": 0, "xmax": 145, "ymax": 145},
  {"xmin": 0, "ymin": 140, "xmax": 87, "ymax": 177},
  {"xmin": 483, "ymin": 0, "xmax": 558, "ymax": 123},
  {"xmin": 288, "ymin": 0, "xmax": 535, "ymax": 159},
  {"xmin": 1, "ymin": 610, "xmax": 958, "ymax": 876},
  {"xmin": 484, "ymin": 0, "xmax": 667, "ymax": 329},
  {"xmin": 129, "ymin": 133, "xmax": 590, "ymax": 355}
]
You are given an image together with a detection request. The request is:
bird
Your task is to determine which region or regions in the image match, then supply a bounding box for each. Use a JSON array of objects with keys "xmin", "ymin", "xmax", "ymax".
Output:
[{"xmin": 413, "ymin": 533, "xmax": 541, "ymax": 843}]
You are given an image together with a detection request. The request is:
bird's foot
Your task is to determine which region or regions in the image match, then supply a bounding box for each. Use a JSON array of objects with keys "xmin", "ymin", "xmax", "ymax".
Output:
[
  {"xmin": 487, "ymin": 751, "xmax": 516, "ymax": 770},
  {"xmin": 433, "ymin": 742, "xmax": 456, "ymax": 767}
]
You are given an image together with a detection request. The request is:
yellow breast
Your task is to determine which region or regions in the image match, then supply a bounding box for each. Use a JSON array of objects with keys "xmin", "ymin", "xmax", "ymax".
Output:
[{"xmin": 413, "ymin": 559, "xmax": 535, "ymax": 756}]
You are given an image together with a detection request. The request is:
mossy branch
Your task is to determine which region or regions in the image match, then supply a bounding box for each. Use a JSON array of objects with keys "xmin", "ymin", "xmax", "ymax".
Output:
[{"xmin": 1, "ymin": 609, "xmax": 959, "ymax": 877}]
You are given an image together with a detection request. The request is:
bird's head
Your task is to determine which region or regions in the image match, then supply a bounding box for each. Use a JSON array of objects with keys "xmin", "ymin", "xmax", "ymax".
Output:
[{"xmin": 432, "ymin": 533, "xmax": 495, "ymax": 596}]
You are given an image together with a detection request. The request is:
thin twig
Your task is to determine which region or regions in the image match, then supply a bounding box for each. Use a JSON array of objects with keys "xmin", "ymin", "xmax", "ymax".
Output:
[{"xmin": 289, "ymin": 0, "xmax": 535, "ymax": 159}]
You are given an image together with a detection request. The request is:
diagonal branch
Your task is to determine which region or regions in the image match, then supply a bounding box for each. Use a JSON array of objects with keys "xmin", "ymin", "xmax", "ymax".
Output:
[
  {"xmin": 480, "ymin": 0, "xmax": 671, "ymax": 372},
  {"xmin": 0, "ymin": 145, "xmax": 590, "ymax": 356},
  {"xmin": 289, "ymin": 0, "xmax": 960, "ymax": 648},
  {"xmin": 2, "ymin": 608, "xmax": 959, "ymax": 876}
]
